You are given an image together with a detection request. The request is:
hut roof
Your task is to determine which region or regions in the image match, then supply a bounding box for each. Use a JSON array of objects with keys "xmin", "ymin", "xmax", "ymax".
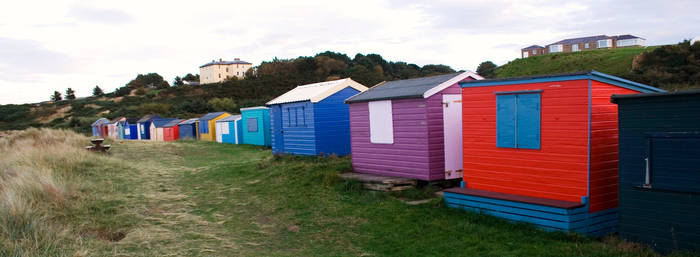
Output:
[
  {"xmin": 266, "ymin": 78, "xmax": 368, "ymax": 105},
  {"xmin": 178, "ymin": 118, "xmax": 199, "ymax": 125},
  {"xmin": 137, "ymin": 115, "xmax": 161, "ymax": 123},
  {"xmin": 199, "ymin": 112, "xmax": 228, "ymax": 122},
  {"xmin": 217, "ymin": 115, "xmax": 241, "ymax": 122},
  {"xmin": 162, "ymin": 119, "xmax": 184, "ymax": 128},
  {"xmin": 458, "ymin": 70, "xmax": 663, "ymax": 93},
  {"xmin": 346, "ymin": 71, "xmax": 482, "ymax": 103},
  {"xmin": 91, "ymin": 118, "xmax": 109, "ymax": 126},
  {"xmin": 152, "ymin": 118, "xmax": 178, "ymax": 128}
]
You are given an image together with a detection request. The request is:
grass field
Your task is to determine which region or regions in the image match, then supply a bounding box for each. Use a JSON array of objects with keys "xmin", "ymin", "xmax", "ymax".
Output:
[
  {"xmin": 494, "ymin": 47, "xmax": 656, "ymax": 79},
  {"xmin": 1, "ymin": 129, "xmax": 696, "ymax": 256}
]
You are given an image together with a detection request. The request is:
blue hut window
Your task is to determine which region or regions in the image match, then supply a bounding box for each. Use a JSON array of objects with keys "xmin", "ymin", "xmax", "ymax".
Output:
[
  {"xmin": 247, "ymin": 118, "xmax": 258, "ymax": 132},
  {"xmin": 496, "ymin": 92, "xmax": 541, "ymax": 149},
  {"xmin": 296, "ymin": 107, "xmax": 305, "ymax": 127}
]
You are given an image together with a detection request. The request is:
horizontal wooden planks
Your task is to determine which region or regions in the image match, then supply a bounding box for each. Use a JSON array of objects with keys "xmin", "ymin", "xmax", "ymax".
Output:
[
  {"xmin": 588, "ymin": 81, "xmax": 639, "ymax": 212},
  {"xmin": 350, "ymin": 98, "xmax": 434, "ymax": 180},
  {"xmin": 461, "ymin": 79, "xmax": 589, "ymax": 203}
]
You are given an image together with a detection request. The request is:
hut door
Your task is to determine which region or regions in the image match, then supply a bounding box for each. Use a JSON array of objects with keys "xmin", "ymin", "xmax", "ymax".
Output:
[
  {"xmin": 271, "ymin": 106, "xmax": 285, "ymax": 153},
  {"xmin": 443, "ymin": 94, "xmax": 463, "ymax": 179}
]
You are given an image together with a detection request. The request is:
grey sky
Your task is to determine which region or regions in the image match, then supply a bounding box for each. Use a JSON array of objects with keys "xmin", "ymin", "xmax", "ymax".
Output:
[{"xmin": 0, "ymin": 0, "xmax": 697, "ymax": 104}]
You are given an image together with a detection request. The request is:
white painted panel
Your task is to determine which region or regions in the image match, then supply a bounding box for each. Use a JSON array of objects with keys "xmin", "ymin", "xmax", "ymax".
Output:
[
  {"xmin": 368, "ymin": 100, "xmax": 394, "ymax": 144},
  {"xmin": 215, "ymin": 124, "xmax": 223, "ymax": 143},
  {"xmin": 443, "ymin": 94, "xmax": 463, "ymax": 179},
  {"xmin": 221, "ymin": 122, "xmax": 229, "ymax": 135},
  {"xmin": 125, "ymin": 128, "xmax": 130, "ymax": 135}
]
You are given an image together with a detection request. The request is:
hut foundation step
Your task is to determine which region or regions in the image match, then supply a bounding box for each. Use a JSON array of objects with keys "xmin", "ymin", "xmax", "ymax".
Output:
[{"xmin": 338, "ymin": 172, "xmax": 417, "ymax": 191}]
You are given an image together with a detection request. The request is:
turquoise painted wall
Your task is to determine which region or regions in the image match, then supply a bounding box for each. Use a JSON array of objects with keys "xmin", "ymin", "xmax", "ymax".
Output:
[{"xmin": 241, "ymin": 108, "xmax": 271, "ymax": 146}]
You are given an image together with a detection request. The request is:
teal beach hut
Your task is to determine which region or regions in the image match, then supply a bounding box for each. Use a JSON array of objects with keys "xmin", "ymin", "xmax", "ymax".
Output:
[{"xmin": 240, "ymin": 106, "xmax": 271, "ymax": 146}]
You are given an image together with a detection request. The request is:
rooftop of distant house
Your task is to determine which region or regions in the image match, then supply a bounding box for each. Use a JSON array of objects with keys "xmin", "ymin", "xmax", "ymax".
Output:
[
  {"xmin": 522, "ymin": 34, "xmax": 645, "ymax": 50},
  {"xmin": 200, "ymin": 58, "xmax": 252, "ymax": 68}
]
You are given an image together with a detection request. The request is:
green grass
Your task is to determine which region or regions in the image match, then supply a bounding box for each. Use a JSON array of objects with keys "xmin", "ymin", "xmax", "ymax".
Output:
[
  {"xmin": 495, "ymin": 47, "xmax": 657, "ymax": 78},
  {"xmin": 3, "ymin": 130, "xmax": 697, "ymax": 256}
]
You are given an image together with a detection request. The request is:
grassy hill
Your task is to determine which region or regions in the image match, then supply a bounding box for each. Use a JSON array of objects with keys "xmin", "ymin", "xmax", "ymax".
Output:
[{"xmin": 494, "ymin": 47, "xmax": 655, "ymax": 78}]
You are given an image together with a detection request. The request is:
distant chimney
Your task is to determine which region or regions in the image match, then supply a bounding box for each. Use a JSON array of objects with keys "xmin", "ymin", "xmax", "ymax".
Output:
[{"xmin": 234, "ymin": 58, "xmax": 240, "ymax": 61}]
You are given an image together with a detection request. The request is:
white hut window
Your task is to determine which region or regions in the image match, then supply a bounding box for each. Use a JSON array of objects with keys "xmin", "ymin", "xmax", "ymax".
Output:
[{"xmin": 368, "ymin": 100, "xmax": 394, "ymax": 144}]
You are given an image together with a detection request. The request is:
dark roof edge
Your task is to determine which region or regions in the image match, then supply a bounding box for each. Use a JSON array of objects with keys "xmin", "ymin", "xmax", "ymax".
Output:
[
  {"xmin": 459, "ymin": 70, "xmax": 664, "ymax": 93},
  {"xmin": 611, "ymin": 89, "xmax": 700, "ymax": 103},
  {"xmin": 345, "ymin": 94, "xmax": 423, "ymax": 104}
]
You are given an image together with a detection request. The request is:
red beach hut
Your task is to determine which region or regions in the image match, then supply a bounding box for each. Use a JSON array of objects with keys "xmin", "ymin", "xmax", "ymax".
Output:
[{"xmin": 443, "ymin": 71, "xmax": 664, "ymax": 236}]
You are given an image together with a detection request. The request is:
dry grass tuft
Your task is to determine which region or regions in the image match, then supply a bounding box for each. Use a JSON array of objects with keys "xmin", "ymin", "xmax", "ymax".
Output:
[{"xmin": 0, "ymin": 128, "xmax": 120, "ymax": 256}]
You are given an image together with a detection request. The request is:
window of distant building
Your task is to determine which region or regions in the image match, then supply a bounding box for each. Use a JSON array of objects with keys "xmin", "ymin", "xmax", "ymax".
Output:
[
  {"xmin": 597, "ymin": 39, "xmax": 612, "ymax": 48},
  {"xmin": 218, "ymin": 74, "xmax": 221, "ymax": 78},
  {"xmin": 226, "ymin": 68, "xmax": 229, "ymax": 72},
  {"xmin": 523, "ymin": 51, "xmax": 529, "ymax": 58},
  {"xmin": 549, "ymin": 44, "xmax": 562, "ymax": 53},
  {"xmin": 572, "ymin": 44, "xmax": 579, "ymax": 52},
  {"xmin": 237, "ymin": 72, "xmax": 239, "ymax": 75},
  {"xmin": 532, "ymin": 50, "xmax": 536, "ymax": 55},
  {"xmin": 585, "ymin": 43, "xmax": 589, "ymax": 49}
]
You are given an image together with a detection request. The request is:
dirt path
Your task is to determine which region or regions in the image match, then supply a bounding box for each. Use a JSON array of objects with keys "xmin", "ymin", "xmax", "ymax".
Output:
[{"xmin": 97, "ymin": 142, "xmax": 238, "ymax": 256}]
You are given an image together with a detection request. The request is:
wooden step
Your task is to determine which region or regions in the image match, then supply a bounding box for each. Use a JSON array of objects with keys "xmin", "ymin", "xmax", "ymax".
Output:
[{"xmin": 339, "ymin": 172, "xmax": 417, "ymax": 191}]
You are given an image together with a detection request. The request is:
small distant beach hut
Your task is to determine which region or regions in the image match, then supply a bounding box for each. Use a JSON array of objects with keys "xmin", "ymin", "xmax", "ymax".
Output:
[
  {"xmin": 91, "ymin": 118, "xmax": 109, "ymax": 137},
  {"xmin": 612, "ymin": 90, "xmax": 700, "ymax": 252},
  {"xmin": 162, "ymin": 119, "xmax": 184, "ymax": 142},
  {"xmin": 266, "ymin": 78, "xmax": 368, "ymax": 155},
  {"xmin": 137, "ymin": 115, "xmax": 160, "ymax": 140},
  {"xmin": 178, "ymin": 118, "xmax": 199, "ymax": 140},
  {"xmin": 108, "ymin": 117, "xmax": 125, "ymax": 140},
  {"xmin": 150, "ymin": 118, "xmax": 177, "ymax": 141},
  {"xmin": 240, "ymin": 107, "xmax": 271, "ymax": 146},
  {"xmin": 116, "ymin": 120, "xmax": 126, "ymax": 140},
  {"xmin": 215, "ymin": 115, "xmax": 243, "ymax": 144},
  {"xmin": 123, "ymin": 118, "xmax": 139, "ymax": 140},
  {"xmin": 345, "ymin": 72, "xmax": 483, "ymax": 181},
  {"xmin": 199, "ymin": 112, "xmax": 231, "ymax": 141},
  {"xmin": 443, "ymin": 71, "xmax": 663, "ymax": 236}
]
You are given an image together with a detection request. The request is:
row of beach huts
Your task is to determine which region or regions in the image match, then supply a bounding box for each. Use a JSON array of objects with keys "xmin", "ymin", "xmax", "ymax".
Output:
[{"xmin": 90, "ymin": 72, "xmax": 699, "ymax": 252}]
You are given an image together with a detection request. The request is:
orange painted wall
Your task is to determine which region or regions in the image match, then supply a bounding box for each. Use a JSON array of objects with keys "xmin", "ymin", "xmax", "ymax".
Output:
[
  {"xmin": 461, "ymin": 79, "xmax": 590, "ymax": 203},
  {"xmin": 588, "ymin": 80, "xmax": 638, "ymax": 212}
]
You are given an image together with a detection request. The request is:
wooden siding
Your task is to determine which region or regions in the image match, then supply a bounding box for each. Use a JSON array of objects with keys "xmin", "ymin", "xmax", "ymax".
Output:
[
  {"xmin": 426, "ymin": 83, "xmax": 462, "ymax": 180},
  {"xmin": 615, "ymin": 93, "xmax": 700, "ymax": 252},
  {"xmin": 588, "ymin": 81, "xmax": 638, "ymax": 212},
  {"xmin": 461, "ymin": 80, "xmax": 590, "ymax": 203},
  {"xmin": 313, "ymin": 87, "xmax": 359, "ymax": 156},
  {"xmin": 350, "ymin": 98, "xmax": 431, "ymax": 180},
  {"xmin": 241, "ymin": 109, "xmax": 271, "ymax": 146},
  {"xmin": 279, "ymin": 101, "xmax": 316, "ymax": 155}
]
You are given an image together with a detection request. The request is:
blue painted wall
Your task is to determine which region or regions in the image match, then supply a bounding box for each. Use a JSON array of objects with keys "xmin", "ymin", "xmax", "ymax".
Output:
[
  {"xmin": 138, "ymin": 121, "xmax": 155, "ymax": 140},
  {"xmin": 269, "ymin": 87, "xmax": 360, "ymax": 156},
  {"xmin": 275, "ymin": 101, "xmax": 316, "ymax": 155},
  {"xmin": 220, "ymin": 119, "xmax": 243, "ymax": 144},
  {"xmin": 178, "ymin": 123, "xmax": 197, "ymax": 139},
  {"xmin": 241, "ymin": 108, "xmax": 271, "ymax": 146},
  {"xmin": 313, "ymin": 87, "xmax": 359, "ymax": 156},
  {"xmin": 270, "ymin": 105, "xmax": 284, "ymax": 154}
]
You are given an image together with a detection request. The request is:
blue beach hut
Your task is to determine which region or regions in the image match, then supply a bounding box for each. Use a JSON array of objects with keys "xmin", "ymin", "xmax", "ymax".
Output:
[
  {"xmin": 266, "ymin": 78, "xmax": 368, "ymax": 155},
  {"xmin": 137, "ymin": 115, "xmax": 160, "ymax": 140},
  {"xmin": 178, "ymin": 118, "xmax": 199, "ymax": 140},
  {"xmin": 240, "ymin": 106, "xmax": 271, "ymax": 146},
  {"xmin": 123, "ymin": 118, "xmax": 139, "ymax": 140},
  {"xmin": 215, "ymin": 115, "xmax": 243, "ymax": 144}
]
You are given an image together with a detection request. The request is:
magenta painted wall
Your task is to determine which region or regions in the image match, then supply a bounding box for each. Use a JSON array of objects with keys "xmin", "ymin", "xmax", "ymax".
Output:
[{"xmin": 349, "ymin": 82, "xmax": 465, "ymax": 181}]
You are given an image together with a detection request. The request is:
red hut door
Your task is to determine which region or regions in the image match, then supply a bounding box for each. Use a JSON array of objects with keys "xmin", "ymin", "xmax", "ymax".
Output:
[{"xmin": 443, "ymin": 94, "xmax": 463, "ymax": 179}]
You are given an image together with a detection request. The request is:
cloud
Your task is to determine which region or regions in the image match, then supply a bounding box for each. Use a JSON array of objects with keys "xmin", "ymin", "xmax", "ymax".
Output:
[
  {"xmin": 68, "ymin": 3, "xmax": 133, "ymax": 25},
  {"xmin": 0, "ymin": 37, "xmax": 75, "ymax": 82}
]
